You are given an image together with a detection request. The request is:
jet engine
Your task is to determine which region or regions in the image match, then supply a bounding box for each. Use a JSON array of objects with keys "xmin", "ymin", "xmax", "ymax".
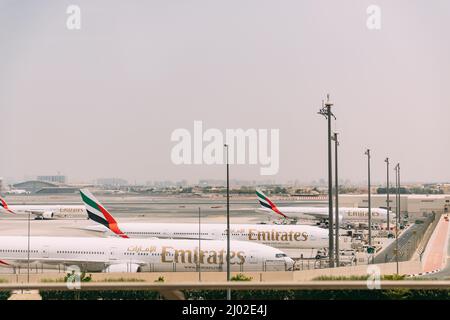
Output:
[
  {"xmin": 105, "ymin": 263, "xmax": 141, "ymax": 273},
  {"xmin": 41, "ymin": 211, "xmax": 54, "ymax": 219}
]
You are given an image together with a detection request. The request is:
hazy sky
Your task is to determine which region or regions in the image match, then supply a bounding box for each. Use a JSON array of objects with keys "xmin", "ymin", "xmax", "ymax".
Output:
[{"xmin": 1, "ymin": 0, "xmax": 449, "ymax": 185}]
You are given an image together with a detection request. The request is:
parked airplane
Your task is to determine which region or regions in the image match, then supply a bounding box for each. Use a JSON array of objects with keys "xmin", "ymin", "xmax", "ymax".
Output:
[
  {"xmin": 4, "ymin": 189, "xmax": 30, "ymax": 195},
  {"xmin": 0, "ymin": 236, "xmax": 294, "ymax": 272},
  {"xmin": 80, "ymin": 189, "xmax": 330, "ymax": 249},
  {"xmin": 256, "ymin": 189, "xmax": 391, "ymax": 225},
  {"xmin": 0, "ymin": 197, "xmax": 87, "ymax": 219}
]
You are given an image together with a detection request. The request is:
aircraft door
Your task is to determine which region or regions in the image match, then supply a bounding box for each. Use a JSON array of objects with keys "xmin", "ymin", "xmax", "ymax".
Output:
[
  {"xmin": 108, "ymin": 247, "xmax": 118, "ymax": 261},
  {"xmin": 248, "ymin": 250, "xmax": 258, "ymax": 264},
  {"xmin": 42, "ymin": 245, "xmax": 50, "ymax": 258}
]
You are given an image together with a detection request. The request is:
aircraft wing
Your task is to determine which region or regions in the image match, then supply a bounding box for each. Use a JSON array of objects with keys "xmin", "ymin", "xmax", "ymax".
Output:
[{"xmin": 300, "ymin": 211, "xmax": 329, "ymax": 220}]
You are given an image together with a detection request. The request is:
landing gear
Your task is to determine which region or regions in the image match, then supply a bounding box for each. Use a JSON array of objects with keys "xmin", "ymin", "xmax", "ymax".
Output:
[{"xmin": 316, "ymin": 219, "xmax": 329, "ymax": 228}]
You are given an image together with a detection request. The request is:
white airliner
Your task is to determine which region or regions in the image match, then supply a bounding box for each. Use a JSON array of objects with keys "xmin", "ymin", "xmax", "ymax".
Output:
[
  {"xmin": 80, "ymin": 189, "xmax": 330, "ymax": 249},
  {"xmin": 0, "ymin": 197, "xmax": 87, "ymax": 219},
  {"xmin": 256, "ymin": 189, "xmax": 391, "ymax": 225},
  {"xmin": 4, "ymin": 189, "xmax": 29, "ymax": 195},
  {"xmin": 0, "ymin": 236, "xmax": 294, "ymax": 272}
]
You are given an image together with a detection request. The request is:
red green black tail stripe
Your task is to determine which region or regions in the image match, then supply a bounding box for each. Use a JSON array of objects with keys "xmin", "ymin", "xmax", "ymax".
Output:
[
  {"xmin": 256, "ymin": 190, "xmax": 287, "ymax": 218},
  {"xmin": 80, "ymin": 190, "xmax": 129, "ymax": 238},
  {"xmin": 0, "ymin": 260, "xmax": 10, "ymax": 266},
  {"xmin": 0, "ymin": 198, "xmax": 15, "ymax": 214}
]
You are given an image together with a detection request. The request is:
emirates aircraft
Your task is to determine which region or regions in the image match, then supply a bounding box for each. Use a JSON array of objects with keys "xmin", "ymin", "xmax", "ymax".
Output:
[
  {"xmin": 0, "ymin": 197, "xmax": 87, "ymax": 219},
  {"xmin": 0, "ymin": 236, "xmax": 294, "ymax": 272},
  {"xmin": 80, "ymin": 189, "xmax": 330, "ymax": 249},
  {"xmin": 256, "ymin": 189, "xmax": 391, "ymax": 225}
]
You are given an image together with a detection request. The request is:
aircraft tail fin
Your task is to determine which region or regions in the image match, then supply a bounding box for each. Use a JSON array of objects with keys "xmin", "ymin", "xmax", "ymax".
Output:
[
  {"xmin": 79, "ymin": 189, "xmax": 128, "ymax": 238},
  {"xmin": 256, "ymin": 189, "xmax": 287, "ymax": 218},
  {"xmin": 0, "ymin": 197, "xmax": 15, "ymax": 214}
]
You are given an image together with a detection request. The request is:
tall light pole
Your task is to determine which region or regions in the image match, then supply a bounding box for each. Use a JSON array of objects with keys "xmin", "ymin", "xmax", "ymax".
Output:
[
  {"xmin": 318, "ymin": 94, "xmax": 335, "ymax": 268},
  {"xmin": 332, "ymin": 132, "xmax": 339, "ymax": 267},
  {"xmin": 365, "ymin": 149, "xmax": 372, "ymax": 247},
  {"xmin": 27, "ymin": 210, "xmax": 31, "ymax": 283},
  {"xmin": 198, "ymin": 207, "xmax": 201, "ymax": 282},
  {"xmin": 385, "ymin": 158, "xmax": 390, "ymax": 234},
  {"xmin": 224, "ymin": 144, "xmax": 231, "ymax": 300},
  {"xmin": 394, "ymin": 163, "xmax": 400, "ymax": 274},
  {"xmin": 397, "ymin": 163, "xmax": 401, "ymax": 227}
]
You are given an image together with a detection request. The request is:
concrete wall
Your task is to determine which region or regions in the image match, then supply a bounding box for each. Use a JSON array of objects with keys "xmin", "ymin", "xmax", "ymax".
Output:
[
  {"xmin": 0, "ymin": 261, "xmax": 422, "ymax": 284},
  {"xmin": 292, "ymin": 261, "xmax": 421, "ymax": 281}
]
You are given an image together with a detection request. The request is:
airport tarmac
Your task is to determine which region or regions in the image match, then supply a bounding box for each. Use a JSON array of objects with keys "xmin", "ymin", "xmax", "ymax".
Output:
[
  {"xmin": 0, "ymin": 193, "xmax": 332, "ymax": 229},
  {"xmin": 0, "ymin": 194, "xmax": 326, "ymax": 219}
]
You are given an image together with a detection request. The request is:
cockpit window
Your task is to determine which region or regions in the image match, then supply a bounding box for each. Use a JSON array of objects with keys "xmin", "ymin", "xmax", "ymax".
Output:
[{"xmin": 275, "ymin": 253, "xmax": 287, "ymax": 258}]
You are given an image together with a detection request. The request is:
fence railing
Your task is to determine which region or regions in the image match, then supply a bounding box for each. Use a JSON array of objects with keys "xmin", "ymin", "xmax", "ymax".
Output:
[
  {"xmin": 400, "ymin": 213, "xmax": 436, "ymax": 261},
  {"xmin": 1, "ymin": 260, "xmax": 292, "ymax": 275},
  {"xmin": 416, "ymin": 212, "xmax": 441, "ymax": 261},
  {"xmin": 2, "ymin": 280, "xmax": 450, "ymax": 292},
  {"xmin": 374, "ymin": 213, "xmax": 436, "ymax": 264}
]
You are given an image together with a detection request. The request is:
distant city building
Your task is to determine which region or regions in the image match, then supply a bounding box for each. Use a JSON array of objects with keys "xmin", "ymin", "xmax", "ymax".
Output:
[
  {"xmin": 198, "ymin": 179, "xmax": 226, "ymax": 187},
  {"xmin": 175, "ymin": 180, "xmax": 188, "ymax": 187},
  {"xmin": 37, "ymin": 175, "xmax": 66, "ymax": 184},
  {"xmin": 153, "ymin": 180, "xmax": 176, "ymax": 188},
  {"xmin": 96, "ymin": 178, "xmax": 128, "ymax": 186},
  {"xmin": 197, "ymin": 179, "xmax": 275, "ymax": 187}
]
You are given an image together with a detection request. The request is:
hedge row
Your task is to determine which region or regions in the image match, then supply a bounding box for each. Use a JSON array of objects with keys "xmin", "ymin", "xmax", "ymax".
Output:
[
  {"xmin": 0, "ymin": 292, "xmax": 10, "ymax": 300},
  {"xmin": 39, "ymin": 289, "xmax": 450, "ymax": 300},
  {"xmin": 40, "ymin": 290, "xmax": 161, "ymax": 300},
  {"xmin": 184, "ymin": 289, "xmax": 450, "ymax": 300}
]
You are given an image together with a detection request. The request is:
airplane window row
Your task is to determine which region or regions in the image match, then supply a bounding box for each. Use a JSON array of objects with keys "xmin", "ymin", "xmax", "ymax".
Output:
[
  {"xmin": 124, "ymin": 252, "xmax": 179, "ymax": 256},
  {"xmin": 129, "ymin": 232, "xmax": 160, "ymax": 235},
  {"xmin": 0, "ymin": 249, "xmax": 38, "ymax": 253},
  {"xmin": 125, "ymin": 252, "xmax": 161, "ymax": 256},
  {"xmin": 127, "ymin": 232, "xmax": 211, "ymax": 236},
  {"xmin": 56, "ymin": 250, "xmax": 105, "ymax": 255}
]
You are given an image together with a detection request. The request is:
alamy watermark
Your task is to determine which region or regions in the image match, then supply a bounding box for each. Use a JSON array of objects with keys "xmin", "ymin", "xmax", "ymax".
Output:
[
  {"xmin": 366, "ymin": 264, "xmax": 381, "ymax": 290},
  {"xmin": 65, "ymin": 265, "xmax": 82, "ymax": 290},
  {"xmin": 170, "ymin": 121, "xmax": 280, "ymax": 175},
  {"xmin": 66, "ymin": 5, "xmax": 81, "ymax": 30},
  {"xmin": 366, "ymin": 5, "xmax": 381, "ymax": 30}
]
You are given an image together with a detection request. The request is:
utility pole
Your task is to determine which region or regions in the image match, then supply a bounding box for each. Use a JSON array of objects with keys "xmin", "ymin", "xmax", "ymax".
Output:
[
  {"xmin": 27, "ymin": 210, "xmax": 30, "ymax": 284},
  {"xmin": 198, "ymin": 207, "xmax": 201, "ymax": 282},
  {"xmin": 224, "ymin": 144, "xmax": 231, "ymax": 300},
  {"xmin": 318, "ymin": 94, "xmax": 335, "ymax": 268},
  {"xmin": 395, "ymin": 163, "xmax": 400, "ymax": 274},
  {"xmin": 332, "ymin": 132, "xmax": 340, "ymax": 267},
  {"xmin": 365, "ymin": 149, "xmax": 372, "ymax": 247},
  {"xmin": 397, "ymin": 163, "xmax": 401, "ymax": 227},
  {"xmin": 385, "ymin": 158, "xmax": 390, "ymax": 234}
]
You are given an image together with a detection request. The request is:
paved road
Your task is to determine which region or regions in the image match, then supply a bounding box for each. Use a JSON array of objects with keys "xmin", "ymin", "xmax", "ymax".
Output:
[
  {"xmin": 422, "ymin": 218, "xmax": 450, "ymax": 279},
  {"xmin": 373, "ymin": 223, "xmax": 425, "ymax": 264},
  {"xmin": 422, "ymin": 218, "xmax": 449, "ymax": 272}
]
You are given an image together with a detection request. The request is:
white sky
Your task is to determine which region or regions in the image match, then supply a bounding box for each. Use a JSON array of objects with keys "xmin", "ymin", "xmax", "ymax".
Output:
[{"xmin": 1, "ymin": 0, "xmax": 449, "ymax": 185}]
